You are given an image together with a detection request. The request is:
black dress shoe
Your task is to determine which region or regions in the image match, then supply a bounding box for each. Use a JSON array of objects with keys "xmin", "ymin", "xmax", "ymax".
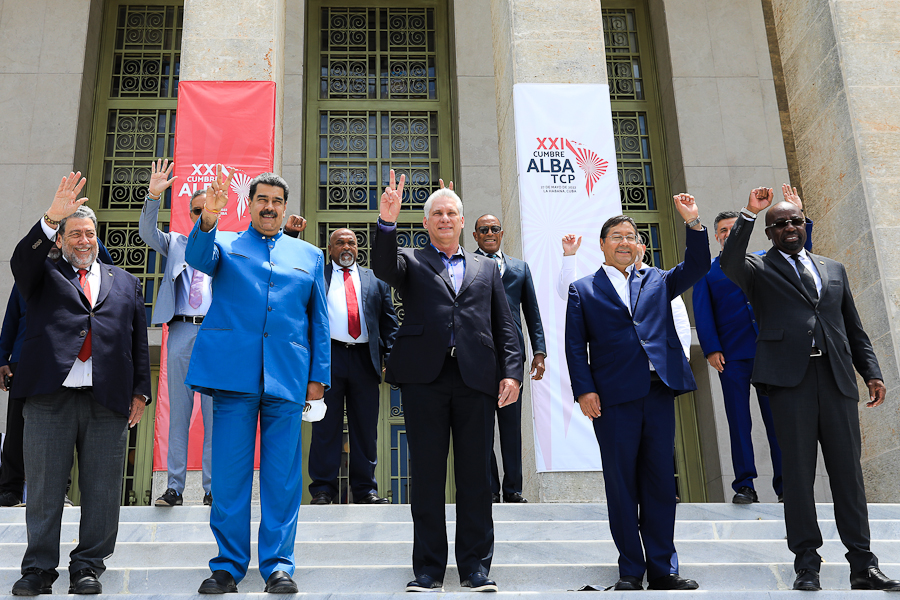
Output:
[
  {"xmin": 68, "ymin": 568, "xmax": 101, "ymax": 594},
  {"xmin": 614, "ymin": 575, "xmax": 643, "ymax": 590},
  {"xmin": 155, "ymin": 488, "xmax": 183, "ymax": 507},
  {"xmin": 265, "ymin": 571, "xmax": 298, "ymax": 593},
  {"xmin": 850, "ymin": 567, "xmax": 900, "ymax": 591},
  {"xmin": 732, "ymin": 486, "xmax": 759, "ymax": 504},
  {"xmin": 203, "ymin": 492, "xmax": 213, "ymax": 506},
  {"xmin": 793, "ymin": 569, "xmax": 821, "ymax": 591},
  {"xmin": 647, "ymin": 574, "xmax": 699, "ymax": 590},
  {"xmin": 310, "ymin": 491, "xmax": 332, "ymax": 505},
  {"xmin": 491, "ymin": 493, "xmax": 501, "ymax": 503},
  {"xmin": 356, "ymin": 492, "xmax": 390, "ymax": 504},
  {"xmin": 778, "ymin": 494, "xmax": 784, "ymax": 503},
  {"xmin": 0, "ymin": 490, "xmax": 22, "ymax": 507},
  {"xmin": 461, "ymin": 572, "xmax": 498, "ymax": 592},
  {"xmin": 11, "ymin": 568, "xmax": 56, "ymax": 596},
  {"xmin": 405, "ymin": 573, "xmax": 443, "ymax": 592},
  {"xmin": 198, "ymin": 570, "xmax": 238, "ymax": 594},
  {"xmin": 502, "ymin": 492, "xmax": 528, "ymax": 503}
]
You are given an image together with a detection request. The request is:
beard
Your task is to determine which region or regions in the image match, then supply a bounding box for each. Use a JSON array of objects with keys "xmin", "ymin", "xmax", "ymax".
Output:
[
  {"xmin": 338, "ymin": 251, "xmax": 355, "ymax": 267},
  {"xmin": 62, "ymin": 245, "xmax": 98, "ymax": 269}
]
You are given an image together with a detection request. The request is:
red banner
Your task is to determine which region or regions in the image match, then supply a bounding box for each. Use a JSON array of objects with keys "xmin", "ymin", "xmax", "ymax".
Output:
[{"xmin": 153, "ymin": 81, "xmax": 274, "ymax": 473}]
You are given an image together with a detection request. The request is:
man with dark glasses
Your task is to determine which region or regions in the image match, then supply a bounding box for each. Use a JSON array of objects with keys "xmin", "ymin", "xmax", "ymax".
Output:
[{"xmin": 139, "ymin": 159, "xmax": 214, "ymax": 508}]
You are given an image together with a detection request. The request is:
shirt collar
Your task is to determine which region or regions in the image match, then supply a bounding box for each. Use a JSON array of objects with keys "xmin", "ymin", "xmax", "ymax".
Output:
[
  {"xmin": 332, "ymin": 261, "xmax": 358, "ymax": 273},
  {"xmin": 778, "ymin": 248, "xmax": 809, "ymax": 263},
  {"xmin": 61, "ymin": 255, "xmax": 99, "ymax": 276},
  {"xmin": 431, "ymin": 243, "xmax": 464, "ymax": 260},
  {"xmin": 601, "ymin": 262, "xmax": 634, "ymax": 279}
]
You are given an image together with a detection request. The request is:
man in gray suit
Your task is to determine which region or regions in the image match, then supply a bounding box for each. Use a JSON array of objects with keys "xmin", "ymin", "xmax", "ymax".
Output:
[
  {"xmin": 721, "ymin": 187, "xmax": 900, "ymax": 592},
  {"xmin": 139, "ymin": 159, "xmax": 213, "ymax": 507}
]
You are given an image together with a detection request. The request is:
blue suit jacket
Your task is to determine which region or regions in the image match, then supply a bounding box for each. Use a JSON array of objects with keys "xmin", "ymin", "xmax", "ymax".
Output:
[
  {"xmin": 565, "ymin": 226, "xmax": 710, "ymax": 406},
  {"xmin": 184, "ymin": 222, "xmax": 331, "ymax": 403},
  {"xmin": 692, "ymin": 219, "xmax": 812, "ymax": 361},
  {"xmin": 324, "ymin": 263, "xmax": 398, "ymax": 379}
]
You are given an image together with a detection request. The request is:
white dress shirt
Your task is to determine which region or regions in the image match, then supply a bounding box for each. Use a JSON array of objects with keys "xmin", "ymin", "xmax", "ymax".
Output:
[
  {"xmin": 778, "ymin": 248, "xmax": 822, "ymax": 295},
  {"xmin": 327, "ymin": 261, "xmax": 369, "ymax": 343}
]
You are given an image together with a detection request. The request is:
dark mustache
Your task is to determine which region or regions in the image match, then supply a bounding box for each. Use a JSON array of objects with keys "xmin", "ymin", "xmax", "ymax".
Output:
[{"xmin": 260, "ymin": 210, "xmax": 278, "ymax": 218}]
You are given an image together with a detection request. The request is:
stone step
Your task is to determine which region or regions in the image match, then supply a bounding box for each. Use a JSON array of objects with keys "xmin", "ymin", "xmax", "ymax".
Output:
[
  {"xmin": 1, "ymin": 563, "xmax": 898, "ymax": 594},
  {"xmin": 0, "ymin": 595, "xmax": 893, "ymax": 600}
]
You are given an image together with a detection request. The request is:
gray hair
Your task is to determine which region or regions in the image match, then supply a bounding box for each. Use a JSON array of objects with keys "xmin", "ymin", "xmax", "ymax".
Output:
[
  {"xmin": 59, "ymin": 206, "xmax": 98, "ymax": 236},
  {"xmin": 423, "ymin": 188, "xmax": 463, "ymax": 217}
]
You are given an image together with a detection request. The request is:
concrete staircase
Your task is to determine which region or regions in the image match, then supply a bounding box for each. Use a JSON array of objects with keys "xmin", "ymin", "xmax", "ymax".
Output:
[{"xmin": 2, "ymin": 502, "xmax": 900, "ymax": 597}]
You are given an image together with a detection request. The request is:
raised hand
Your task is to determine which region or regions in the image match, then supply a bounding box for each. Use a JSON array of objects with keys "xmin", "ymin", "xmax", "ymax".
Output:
[
  {"xmin": 562, "ymin": 234, "xmax": 582, "ymax": 256},
  {"xmin": 379, "ymin": 169, "xmax": 405, "ymax": 223},
  {"xmin": 747, "ymin": 187, "xmax": 773, "ymax": 214},
  {"xmin": 205, "ymin": 164, "xmax": 233, "ymax": 213},
  {"xmin": 46, "ymin": 172, "xmax": 88, "ymax": 224},
  {"xmin": 148, "ymin": 159, "xmax": 177, "ymax": 198},
  {"xmin": 438, "ymin": 178, "xmax": 453, "ymax": 191},
  {"xmin": 782, "ymin": 183, "xmax": 802, "ymax": 211},
  {"xmin": 673, "ymin": 193, "xmax": 700, "ymax": 228},
  {"xmin": 284, "ymin": 214, "xmax": 307, "ymax": 234}
]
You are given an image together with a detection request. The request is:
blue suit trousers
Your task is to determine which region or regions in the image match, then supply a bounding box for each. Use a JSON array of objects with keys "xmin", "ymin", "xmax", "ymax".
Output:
[
  {"xmin": 208, "ymin": 390, "xmax": 305, "ymax": 583},
  {"xmin": 595, "ymin": 381, "xmax": 678, "ymax": 581},
  {"xmin": 718, "ymin": 358, "xmax": 783, "ymax": 495}
]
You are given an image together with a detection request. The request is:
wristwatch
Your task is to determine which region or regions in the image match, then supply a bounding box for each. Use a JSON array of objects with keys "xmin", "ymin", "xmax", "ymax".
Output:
[
  {"xmin": 740, "ymin": 207, "xmax": 757, "ymax": 220},
  {"xmin": 685, "ymin": 217, "xmax": 701, "ymax": 229}
]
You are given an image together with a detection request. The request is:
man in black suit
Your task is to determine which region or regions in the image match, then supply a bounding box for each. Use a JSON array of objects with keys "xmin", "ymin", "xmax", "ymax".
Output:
[
  {"xmin": 472, "ymin": 214, "xmax": 545, "ymax": 504},
  {"xmin": 373, "ymin": 171, "xmax": 522, "ymax": 593},
  {"xmin": 10, "ymin": 172, "xmax": 151, "ymax": 596},
  {"xmin": 306, "ymin": 227, "xmax": 398, "ymax": 505},
  {"xmin": 721, "ymin": 187, "xmax": 900, "ymax": 592}
]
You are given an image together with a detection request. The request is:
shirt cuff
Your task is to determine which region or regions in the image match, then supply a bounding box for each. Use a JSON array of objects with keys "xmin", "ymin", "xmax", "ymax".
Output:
[
  {"xmin": 377, "ymin": 217, "xmax": 397, "ymax": 232},
  {"xmin": 40, "ymin": 218, "xmax": 58, "ymax": 240},
  {"xmin": 740, "ymin": 208, "xmax": 757, "ymax": 221}
]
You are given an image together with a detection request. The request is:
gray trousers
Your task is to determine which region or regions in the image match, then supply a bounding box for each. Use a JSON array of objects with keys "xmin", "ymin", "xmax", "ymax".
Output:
[
  {"xmin": 21, "ymin": 388, "xmax": 128, "ymax": 577},
  {"xmin": 166, "ymin": 320, "xmax": 213, "ymax": 494}
]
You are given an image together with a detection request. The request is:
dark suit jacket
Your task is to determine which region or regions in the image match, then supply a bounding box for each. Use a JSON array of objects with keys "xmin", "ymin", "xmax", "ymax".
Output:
[
  {"xmin": 325, "ymin": 263, "xmax": 399, "ymax": 379},
  {"xmin": 373, "ymin": 224, "xmax": 522, "ymax": 397},
  {"xmin": 565, "ymin": 226, "xmax": 710, "ymax": 406},
  {"xmin": 10, "ymin": 221, "xmax": 151, "ymax": 416},
  {"xmin": 693, "ymin": 219, "xmax": 812, "ymax": 361},
  {"xmin": 720, "ymin": 216, "xmax": 880, "ymax": 397},
  {"xmin": 475, "ymin": 251, "xmax": 546, "ymax": 361}
]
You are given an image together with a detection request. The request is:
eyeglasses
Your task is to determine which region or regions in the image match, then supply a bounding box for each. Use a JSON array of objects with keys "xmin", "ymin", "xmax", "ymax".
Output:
[
  {"xmin": 765, "ymin": 217, "xmax": 805, "ymax": 230},
  {"xmin": 191, "ymin": 208, "xmax": 203, "ymax": 216},
  {"xmin": 477, "ymin": 226, "xmax": 502, "ymax": 235},
  {"xmin": 606, "ymin": 234, "xmax": 638, "ymax": 244}
]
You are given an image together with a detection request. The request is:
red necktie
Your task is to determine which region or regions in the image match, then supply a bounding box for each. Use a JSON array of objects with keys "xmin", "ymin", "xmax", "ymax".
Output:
[
  {"xmin": 77, "ymin": 269, "xmax": 92, "ymax": 361},
  {"xmin": 342, "ymin": 267, "xmax": 361, "ymax": 340}
]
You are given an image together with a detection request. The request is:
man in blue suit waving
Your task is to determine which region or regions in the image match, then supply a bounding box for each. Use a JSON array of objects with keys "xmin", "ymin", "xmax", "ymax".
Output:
[
  {"xmin": 565, "ymin": 194, "xmax": 709, "ymax": 591},
  {"xmin": 185, "ymin": 167, "xmax": 330, "ymax": 595},
  {"xmin": 693, "ymin": 184, "xmax": 811, "ymax": 505}
]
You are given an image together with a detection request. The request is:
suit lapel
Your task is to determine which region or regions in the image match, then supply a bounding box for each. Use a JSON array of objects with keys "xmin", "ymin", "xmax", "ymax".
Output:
[
  {"xmin": 358, "ymin": 266, "xmax": 376, "ymax": 326},
  {"xmin": 456, "ymin": 248, "xmax": 479, "ymax": 297},
  {"xmin": 56, "ymin": 259, "xmax": 92, "ymax": 308},
  {"xmin": 629, "ymin": 267, "xmax": 643, "ymax": 315},
  {"xmin": 417, "ymin": 247, "xmax": 455, "ymax": 294},
  {"xmin": 808, "ymin": 252, "xmax": 829, "ymax": 299},
  {"xmin": 324, "ymin": 263, "xmax": 333, "ymax": 288},
  {"xmin": 592, "ymin": 268, "xmax": 630, "ymax": 313},
  {"xmin": 766, "ymin": 248, "xmax": 816, "ymax": 306},
  {"xmin": 95, "ymin": 263, "xmax": 114, "ymax": 307}
]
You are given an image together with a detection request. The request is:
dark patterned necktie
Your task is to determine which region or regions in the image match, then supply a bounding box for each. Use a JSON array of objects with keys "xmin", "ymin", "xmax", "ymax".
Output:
[{"xmin": 790, "ymin": 254, "xmax": 818, "ymax": 301}]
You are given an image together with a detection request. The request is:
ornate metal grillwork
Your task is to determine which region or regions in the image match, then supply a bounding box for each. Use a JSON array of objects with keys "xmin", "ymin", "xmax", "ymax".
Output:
[
  {"xmin": 636, "ymin": 223, "xmax": 662, "ymax": 268},
  {"xmin": 101, "ymin": 109, "xmax": 176, "ymax": 210},
  {"xmin": 320, "ymin": 7, "xmax": 436, "ymax": 101},
  {"xmin": 318, "ymin": 111, "xmax": 438, "ymax": 211},
  {"xmin": 613, "ymin": 111, "xmax": 655, "ymax": 211},
  {"xmin": 603, "ymin": 8, "xmax": 643, "ymax": 101},
  {"xmin": 111, "ymin": 4, "xmax": 182, "ymax": 98},
  {"xmin": 97, "ymin": 221, "xmax": 165, "ymax": 327},
  {"xmin": 390, "ymin": 422, "xmax": 411, "ymax": 504}
]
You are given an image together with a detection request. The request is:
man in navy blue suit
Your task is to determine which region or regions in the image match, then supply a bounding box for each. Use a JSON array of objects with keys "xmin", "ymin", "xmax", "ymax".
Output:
[
  {"xmin": 565, "ymin": 194, "xmax": 709, "ymax": 591},
  {"xmin": 693, "ymin": 184, "xmax": 811, "ymax": 504},
  {"xmin": 472, "ymin": 214, "xmax": 545, "ymax": 504}
]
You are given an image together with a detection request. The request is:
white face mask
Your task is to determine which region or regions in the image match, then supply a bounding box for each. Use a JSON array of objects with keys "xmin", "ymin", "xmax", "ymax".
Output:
[{"xmin": 302, "ymin": 398, "xmax": 327, "ymax": 422}]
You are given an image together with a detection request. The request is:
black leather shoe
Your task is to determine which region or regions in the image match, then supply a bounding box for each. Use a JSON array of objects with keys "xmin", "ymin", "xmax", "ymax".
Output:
[
  {"xmin": 793, "ymin": 569, "xmax": 821, "ymax": 591},
  {"xmin": 264, "ymin": 571, "xmax": 298, "ymax": 593},
  {"xmin": 68, "ymin": 568, "xmax": 101, "ymax": 594},
  {"xmin": 405, "ymin": 573, "xmax": 443, "ymax": 592},
  {"xmin": 850, "ymin": 567, "xmax": 900, "ymax": 591},
  {"xmin": 502, "ymin": 492, "xmax": 528, "ymax": 503},
  {"xmin": 461, "ymin": 572, "xmax": 498, "ymax": 592},
  {"xmin": 203, "ymin": 492, "xmax": 213, "ymax": 506},
  {"xmin": 491, "ymin": 493, "xmax": 501, "ymax": 503},
  {"xmin": 198, "ymin": 570, "xmax": 238, "ymax": 594},
  {"xmin": 614, "ymin": 575, "xmax": 643, "ymax": 590},
  {"xmin": 732, "ymin": 486, "xmax": 759, "ymax": 504},
  {"xmin": 778, "ymin": 494, "xmax": 784, "ymax": 503},
  {"xmin": 310, "ymin": 491, "xmax": 332, "ymax": 505},
  {"xmin": 648, "ymin": 574, "xmax": 699, "ymax": 590},
  {"xmin": 155, "ymin": 488, "xmax": 183, "ymax": 507},
  {"xmin": 11, "ymin": 568, "xmax": 56, "ymax": 596},
  {"xmin": 0, "ymin": 491, "xmax": 22, "ymax": 507},
  {"xmin": 356, "ymin": 492, "xmax": 390, "ymax": 504}
]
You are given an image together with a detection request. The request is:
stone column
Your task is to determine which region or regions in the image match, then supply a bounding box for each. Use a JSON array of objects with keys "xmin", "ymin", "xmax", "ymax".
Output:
[
  {"xmin": 489, "ymin": 0, "xmax": 608, "ymax": 502},
  {"xmin": 768, "ymin": 0, "xmax": 900, "ymax": 500},
  {"xmin": 180, "ymin": 0, "xmax": 287, "ymax": 171}
]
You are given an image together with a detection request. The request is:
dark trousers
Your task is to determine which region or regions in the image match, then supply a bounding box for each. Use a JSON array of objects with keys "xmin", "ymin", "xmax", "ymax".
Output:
[
  {"xmin": 490, "ymin": 385, "xmax": 523, "ymax": 496},
  {"xmin": 768, "ymin": 356, "xmax": 877, "ymax": 574},
  {"xmin": 0, "ymin": 362, "xmax": 25, "ymax": 498},
  {"xmin": 402, "ymin": 356, "xmax": 495, "ymax": 582},
  {"xmin": 308, "ymin": 341, "xmax": 380, "ymax": 501},
  {"xmin": 21, "ymin": 388, "xmax": 127, "ymax": 578},
  {"xmin": 719, "ymin": 358, "xmax": 783, "ymax": 495},
  {"xmin": 595, "ymin": 381, "xmax": 678, "ymax": 581}
]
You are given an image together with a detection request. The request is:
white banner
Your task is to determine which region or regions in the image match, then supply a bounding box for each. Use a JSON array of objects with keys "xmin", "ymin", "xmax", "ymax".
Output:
[{"xmin": 514, "ymin": 83, "xmax": 622, "ymax": 472}]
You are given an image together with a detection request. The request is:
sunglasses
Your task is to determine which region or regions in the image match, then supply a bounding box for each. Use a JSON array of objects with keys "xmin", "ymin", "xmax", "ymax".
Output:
[
  {"xmin": 765, "ymin": 217, "xmax": 805, "ymax": 230},
  {"xmin": 191, "ymin": 208, "xmax": 203, "ymax": 216},
  {"xmin": 477, "ymin": 226, "xmax": 502, "ymax": 234}
]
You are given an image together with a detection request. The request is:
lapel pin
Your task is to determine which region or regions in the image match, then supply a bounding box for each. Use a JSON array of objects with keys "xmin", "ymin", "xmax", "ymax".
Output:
[
  {"xmin": 32, "ymin": 239, "xmax": 42, "ymax": 249},
  {"xmin": 819, "ymin": 261, "xmax": 824, "ymax": 264}
]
